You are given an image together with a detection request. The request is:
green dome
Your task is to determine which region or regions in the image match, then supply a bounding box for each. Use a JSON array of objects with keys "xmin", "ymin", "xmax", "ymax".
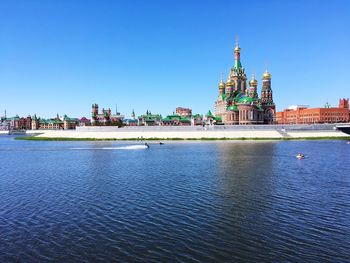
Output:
[
  {"xmin": 238, "ymin": 96, "xmax": 254, "ymax": 104},
  {"xmin": 227, "ymin": 105, "xmax": 238, "ymax": 111}
]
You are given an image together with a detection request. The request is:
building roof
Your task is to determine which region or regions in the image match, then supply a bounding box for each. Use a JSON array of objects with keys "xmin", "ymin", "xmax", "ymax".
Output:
[
  {"xmin": 227, "ymin": 105, "xmax": 238, "ymax": 111},
  {"xmin": 206, "ymin": 110, "xmax": 213, "ymax": 117},
  {"xmin": 124, "ymin": 118, "xmax": 138, "ymax": 123},
  {"xmin": 39, "ymin": 119, "xmax": 63, "ymax": 124},
  {"xmin": 238, "ymin": 96, "xmax": 254, "ymax": 104},
  {"xmin": 6, "ymin": 115, "xmax": 20, "ymax": 121},
  {"xmin": 162, "ymin": 114, "xmax": 190, "ymax": 122},
  {"xmin": 80, "ymin": 117, "xmax": 90, "ymax": 122},
  {"xmin": 63, "ymin": 115, "xmax": 79, "ymax": 121}
]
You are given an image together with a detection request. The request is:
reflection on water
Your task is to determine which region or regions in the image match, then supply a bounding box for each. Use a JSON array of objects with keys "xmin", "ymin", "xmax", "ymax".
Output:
[{"xmin": 0, "ymin": 137, "xmax": 349, "ymax": 262}]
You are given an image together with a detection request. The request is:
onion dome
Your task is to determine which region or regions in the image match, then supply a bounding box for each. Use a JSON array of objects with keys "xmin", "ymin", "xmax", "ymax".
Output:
[
  {"xmin": 249, "ymin": 74, "xmax": 258, "ymax": 86},
  {"xmin": 227, "ymin": 105, "xmax": 238, "ymax": 111},
  {"xmin": 226, "ymin": 75, "xmax": 234, "ymax": 86},
  {"xmin": 218, "ymin": 79, "xmax": 225, "ymax": 89},
  {"xmin": 238, "ymin": 96, "xmax": 254, "ymax": 104},
  {"xmin": 263, "ymin": 69, "xmax": 271, "ymax": 80}
]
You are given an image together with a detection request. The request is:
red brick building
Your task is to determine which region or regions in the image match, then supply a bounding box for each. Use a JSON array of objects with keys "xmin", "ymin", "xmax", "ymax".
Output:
[
  {"xmin": 276, "ymin": 98, "xmax": 350, "ymax": 124},
  {"xmin": 175, "ymin": 107, "xmax": 192, "ymax": 118}
]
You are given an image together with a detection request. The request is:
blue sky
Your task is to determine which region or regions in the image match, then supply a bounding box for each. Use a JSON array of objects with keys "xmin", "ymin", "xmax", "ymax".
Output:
[{"xmin": 1, "ymin": 0, "xmax": 349, "ymax": 118}]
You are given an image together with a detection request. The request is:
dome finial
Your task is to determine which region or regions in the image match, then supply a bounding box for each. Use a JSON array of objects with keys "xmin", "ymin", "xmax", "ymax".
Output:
[
  {"xmin": 263, "ymin": 62, "xmax": 272, "ymax": 79},
  {"xmin": 234, "ymin": 34, "xmax": 240, "ymax": 52},
  {"xmin": 219, "ymin": 72, "xmax": 225, "ymax": 88}
]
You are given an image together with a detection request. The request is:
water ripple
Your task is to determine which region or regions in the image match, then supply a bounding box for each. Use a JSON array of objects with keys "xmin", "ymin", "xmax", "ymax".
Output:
[{"xmin": 0, "ymin": 138, "xmax": 350, "ymax": 261}]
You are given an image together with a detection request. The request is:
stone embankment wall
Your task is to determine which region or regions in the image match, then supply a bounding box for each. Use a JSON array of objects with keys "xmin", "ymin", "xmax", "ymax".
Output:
[
  {"xmin": 76, "ymin": 124, "xmax": 339, "ymax": 132},
  {"xmin": 22, "ymin": 124, "xmax": 349, "ymax": 139}
]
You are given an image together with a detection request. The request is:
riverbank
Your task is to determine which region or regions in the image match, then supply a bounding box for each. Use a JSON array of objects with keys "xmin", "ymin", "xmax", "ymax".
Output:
[
  {"xmin": 15, "ymin": 136, "xmax": 350, "ymax": 141},
  {"xmin": 4, "ymin": 124, "xmax": 349, "ymax": 141},
  {"xmin": 11, "ymin": 127, "xmax": 349, "ymax": 141}
]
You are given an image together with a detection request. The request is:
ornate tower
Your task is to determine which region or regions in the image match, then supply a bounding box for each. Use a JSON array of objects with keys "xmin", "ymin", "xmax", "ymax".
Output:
[
  {"xmin": 249, "ymin": 73, "xmax": 258, "ymax": 98},
  {"xmin": 31, "ymin": 114, "xmax": 39, "ymax": 130},
  {"xmin": 230, "ymin": 36, "xmax": 247, "ymax": 93},
  {"xmin": 91, "ymin": 104, "xmax": 98, "ymax": 125},
  {"xmin": 131, "ymin": 109, "xmax": 136, "ymax": 120},
  {"xmin": 102, "ymin": 108, "xmax": 111, "ymax": 124},
  {"xmin": 339, "ymin": 98, "xmax": 349, "ymax": 109},
  {"xmin": 261, "ymin": 69, "xmax": 276, "ymax": 123},
  {"xmin": 261, "ymin": 69, "xmax": 273, "ymax": 103},
  {"xmin": 225, "ymin": 74, "xmax": 234, "ymax": 96},
  {"xmin": 218, "ymin": 77, "xmax": 225, "ymax": 97},
  {"xmin": 215, "ymin": 74, "xmax": 228, "ymax": 118}
]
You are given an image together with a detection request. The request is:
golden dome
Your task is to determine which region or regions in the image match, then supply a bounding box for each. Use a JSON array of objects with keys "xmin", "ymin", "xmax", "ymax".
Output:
[
  {"xmin": 226, "ymin": 79, "xmax": 234, "ymax": 86},
  {"xmin": 249, "ymin": 74, "xmax": 258, "ymax": 86},
  {"xmin": 218, "ymin": 80, "xmax": 225, "ymax": 89},
  {"xmin": 263, "ymin": 69, "xmax": 271, "ymax": 79}
]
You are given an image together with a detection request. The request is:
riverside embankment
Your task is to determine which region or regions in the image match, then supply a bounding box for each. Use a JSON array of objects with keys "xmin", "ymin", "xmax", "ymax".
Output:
[{"xmin": 16, "ymin": 124, "xmax": 350, "ymax": 140}]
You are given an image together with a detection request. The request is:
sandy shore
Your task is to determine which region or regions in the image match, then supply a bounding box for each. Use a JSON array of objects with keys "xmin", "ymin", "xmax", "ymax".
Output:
[{"xmin": 24, "ymin": 129, "xmax": 349, "ymax": 139}]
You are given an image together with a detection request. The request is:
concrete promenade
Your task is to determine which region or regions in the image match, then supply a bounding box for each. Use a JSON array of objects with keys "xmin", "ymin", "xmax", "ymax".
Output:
[{"xmin": 20, "ymin": 124, "xmax": 350, "ymax": 139}]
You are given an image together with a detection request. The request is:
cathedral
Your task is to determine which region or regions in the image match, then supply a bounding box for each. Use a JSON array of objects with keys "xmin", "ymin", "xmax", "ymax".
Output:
[{"xmin": 215, "ymin": 40, "xmax": 275, "ymax": 124}]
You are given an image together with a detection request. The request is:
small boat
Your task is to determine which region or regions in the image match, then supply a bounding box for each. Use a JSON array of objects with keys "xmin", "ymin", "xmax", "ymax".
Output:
[
  {"xmin": 159, "ymin": 142, "xmax": 164, "ymax": 145},
  {"xmin": 296, "ymin": 153, "xmax": 305, "ymax": 159}
]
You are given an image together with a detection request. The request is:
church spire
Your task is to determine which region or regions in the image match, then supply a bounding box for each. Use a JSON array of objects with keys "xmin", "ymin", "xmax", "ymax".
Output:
[{"xmin": 233, "ymin": 35, "xmax": 242, "ymax": 70}]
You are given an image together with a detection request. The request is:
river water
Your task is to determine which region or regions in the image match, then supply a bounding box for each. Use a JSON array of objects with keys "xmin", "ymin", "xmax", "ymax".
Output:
[{"xmin": 0, "ymin": 136, "xmax": 349, "ymax": 262}]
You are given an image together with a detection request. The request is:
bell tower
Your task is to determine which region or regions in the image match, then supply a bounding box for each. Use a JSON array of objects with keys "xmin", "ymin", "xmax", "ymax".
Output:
[
  {"xmin": 91, "ymin": 103, "xmax": 98, "ymax": 125},
  {"xmin": 261, "ymin": 68, "xmax": 276, "ymax": 124},
  {"xmin": 231, "ymin": 35, "xmax": 247, "ymax": 92}
]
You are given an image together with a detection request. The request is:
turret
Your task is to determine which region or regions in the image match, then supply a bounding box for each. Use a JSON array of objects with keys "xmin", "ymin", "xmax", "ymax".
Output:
[
  {"xmin": 91, "ymin": 103, "xmax": 98, "ymax": 125},
  {"xmin": 218, "ymin": 78, "xmax": 225, "ymax": 97},
  {"xmin": 261, "ymin": 69, "xmax": 273, "ymax": 104},
  {"xmin": 249, "ymin": 73, "xmax": 258, "ymax": 98},
  {"xmin": 31, "ymin": 114, "xmax": 39, "ymax": 130},
  {"xmin": 131, "ymin": 109, "xmax": 136, "ymax": 119},
  {"xmin": 102, "ymin": 108, "xmax": 111, "ymax": 124},
  {"xmin": 261, "ymin": 68, "xmax": 276, "ymax": 124},
  {"xmin": 234, "ymin": 45, "xmax": 242, "ymax": 69},
  {"xmin": 231, "ymin": 36, "xmax": 247, "ymax": 92},
  {"xmin": 339, "ymin": 98, "xmax": 349, "ymax": 109},
  {"xmin": 225, "ymin": 74, "xmax": 234, "ymax": 96}
]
